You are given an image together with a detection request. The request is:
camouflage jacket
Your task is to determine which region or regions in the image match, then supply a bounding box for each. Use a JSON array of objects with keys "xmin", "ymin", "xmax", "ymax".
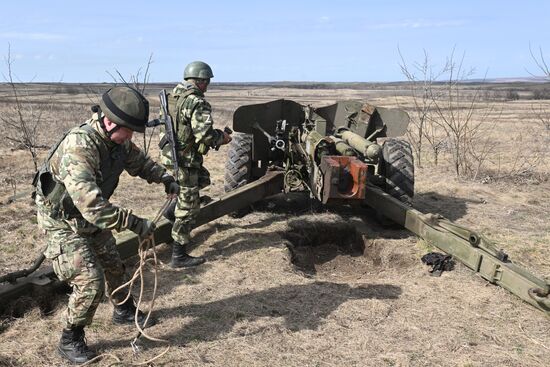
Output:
[
  {"xmin": 36, "ymin": 114, "xmax": 166, "ymax": 236},
  {"xmin": 159, "ymin": 82, "xmax": 224, "ymax": 168}
]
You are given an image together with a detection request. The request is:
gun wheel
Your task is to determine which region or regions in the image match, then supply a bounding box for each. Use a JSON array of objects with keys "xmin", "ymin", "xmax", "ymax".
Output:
[
  {"xmin": 224, "ymin": 133, "xmax": 255, "ymax": 217},
  {"xmin": 381, "ymin": 138, "xmax": 414, "ymax": 204},
  {"xmin": 224, "ymin": 133, "xmax": 253, "ymax": 192}
]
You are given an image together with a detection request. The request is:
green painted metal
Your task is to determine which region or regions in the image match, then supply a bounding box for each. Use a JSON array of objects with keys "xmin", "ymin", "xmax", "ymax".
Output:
[
  {"xmin": 363, "ymin": 184, "xmax": 550, "ymax": 314},
  {"xmin": 183, "ymin": 61, "xmax": 214, "ymax": 80},
  {"xmin": 0, "ymin": 171, "xmax": 285, "ymax": 309},
  {"xmin": 340, "ymin": 130, "xmax": 382, "ymax": 159},
  {"xmin": 1, "ymin": 159, "xmax": 549, "ymax": 316},
  {"xmin": 117, "ymin": 170, "xmax": 285, "ymax": 259}
]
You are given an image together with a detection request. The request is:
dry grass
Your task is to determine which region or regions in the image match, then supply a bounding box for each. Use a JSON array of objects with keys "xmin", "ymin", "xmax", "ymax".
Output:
[{"xmin": 0, "ymin": 84, "xmax": 549, "ymax": 366}]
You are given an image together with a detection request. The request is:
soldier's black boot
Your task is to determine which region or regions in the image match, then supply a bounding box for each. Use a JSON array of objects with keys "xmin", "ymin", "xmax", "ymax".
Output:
[
  {"xmin": 57, "ymin": 325, "xmax": 97, "ymax": 364},
  {"xmin": 200, "ymin": 195, "xmax": 213, "ymax": 205},
  {"xmin": 112, "ymin": 297, "xmax": 156, "ymax": 328},
  {"xmin": 170, "ymin": 242, "xmax": 206, "ymax": 268}
]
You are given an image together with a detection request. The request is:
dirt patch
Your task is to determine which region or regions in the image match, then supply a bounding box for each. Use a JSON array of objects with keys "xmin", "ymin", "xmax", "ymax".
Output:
[
  {"xmin": 283, "ymin": 216, "xmax": 364, "ymax": 274},
  {"xmin": 282, "ymin": 214, "xmax": 419, "ymax": 281}
]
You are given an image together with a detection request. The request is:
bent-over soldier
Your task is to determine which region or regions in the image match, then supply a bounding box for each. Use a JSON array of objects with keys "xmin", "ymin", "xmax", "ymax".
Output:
[{"xmin": 34, "ymin": 87, "xmax": 179, "ymax": 364}]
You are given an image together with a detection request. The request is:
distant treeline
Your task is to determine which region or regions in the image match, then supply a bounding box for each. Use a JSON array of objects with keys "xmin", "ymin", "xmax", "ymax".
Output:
[{"xmin": 1, "ymin": 81, "xmax": 550, "ymax": 100}]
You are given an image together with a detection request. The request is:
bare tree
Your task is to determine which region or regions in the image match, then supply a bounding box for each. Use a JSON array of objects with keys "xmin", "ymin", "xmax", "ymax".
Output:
[
  {"xmin": 505, "ymin": 89, "xmax": 520, "ymax": 101},
  {"xmin": 398, "ymin": 48, "xmax": 453, "ymax": 167},
  {"xmin": 0, "ymin": 45, "xmax": 48, "ymax": 170},
  {"xmin": 527, "ymin": 46, "xmax": 550, "ymax": 181},
  {"xmin": 529, "ymin": 44, "xmax": 550, "ymax": 79},
  {"xmin": 105, "ymin": 53, "xmax": 155, "ymax": 153},
  {"xmin": 399, "ymin": 48, "xmax": 499, "ymax": 178},
  {"xmin": 528, "ymin": 46, "xmax": 550, "ymax": 132},
  {"xmin": 428, "ymin": 50, "xmax": 496, "ymax": 177},
  {"xmin": 105, "ymin": 52, "xmax": 153, "ymax": 94},
  {"xmin": 532, "ymin": 104, "xmax": 550, "ymax": 131}
]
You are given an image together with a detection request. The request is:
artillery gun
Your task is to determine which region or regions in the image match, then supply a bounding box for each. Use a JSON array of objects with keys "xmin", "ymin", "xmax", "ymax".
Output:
[
  {"xmin": 222, "ymin": 98, "xmax": 550, "ymax": 315},
  {"xmin": 1, "ymin": 99, "xmax": 549, "ymax": 317},
  {"xmin": 224, "ymin": 99, "xmax": 413, "ymax": 208}
]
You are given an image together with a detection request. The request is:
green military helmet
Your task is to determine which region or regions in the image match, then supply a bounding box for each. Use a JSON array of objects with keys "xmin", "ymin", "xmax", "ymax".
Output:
[
  {"xmin": 99, "ymin": 87, "xmax": 150, "ymax": 133},
  {"xmin": 183, "ymin": 61, "xmax": 214, "ymax": 80}
]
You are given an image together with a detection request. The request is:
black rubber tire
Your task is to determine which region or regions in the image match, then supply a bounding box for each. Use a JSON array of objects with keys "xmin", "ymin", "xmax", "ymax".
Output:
[
  {"xmin": 382, "ymin": 138, "xmax": 414, "ymax": 204},
  {"xmin": 224, "ymin": 133, "xmax": 253, "ymax": 192}
]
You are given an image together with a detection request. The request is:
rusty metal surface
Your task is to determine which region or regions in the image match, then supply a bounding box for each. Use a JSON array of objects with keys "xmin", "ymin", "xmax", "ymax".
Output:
[{"xmin": 319, "ymin": 156, "xmax": 368, "ymax": 203}]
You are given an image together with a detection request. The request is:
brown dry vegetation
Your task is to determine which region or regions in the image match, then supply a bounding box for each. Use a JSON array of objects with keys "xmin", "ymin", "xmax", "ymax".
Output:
[{"xmin": 0, "ymin": 83, "xmax": 549, "ymax": 367}]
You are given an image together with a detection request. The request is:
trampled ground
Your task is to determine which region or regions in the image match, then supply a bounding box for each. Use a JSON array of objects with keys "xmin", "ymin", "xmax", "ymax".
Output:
[{"xmin": 0, "ymin": 85, "xmax": 549, "ymax": 366}]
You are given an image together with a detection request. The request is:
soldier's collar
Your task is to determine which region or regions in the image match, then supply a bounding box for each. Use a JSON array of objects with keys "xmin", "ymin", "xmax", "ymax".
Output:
[
  {"xmin": 90, "ymin": 118, "xmax": 118, "ymax": 148},
  {"xmin": 174, "ymin": 82, "xmax": 203, "ymax": 97}
]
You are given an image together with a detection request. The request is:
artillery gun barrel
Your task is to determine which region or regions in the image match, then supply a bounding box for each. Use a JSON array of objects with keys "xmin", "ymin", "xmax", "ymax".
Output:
[{"xmin": 340, "ymin": 130, "xmax": 381, "ymax": 159}]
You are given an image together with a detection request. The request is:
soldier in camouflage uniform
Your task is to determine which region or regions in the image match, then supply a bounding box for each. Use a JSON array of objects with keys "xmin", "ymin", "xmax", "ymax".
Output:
[
  {"xmin": 35, "ymin": 87, "xmax": 179, "ymax": 364},
  {"xmin": 159, "ymin": 61, "xmax": 231, "ymax": 268}
]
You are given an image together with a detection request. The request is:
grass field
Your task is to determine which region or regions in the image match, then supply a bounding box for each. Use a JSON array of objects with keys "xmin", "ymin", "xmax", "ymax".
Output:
[{"xmin": 0, "ymin": 83, "xmax": 549, "ymax": 366}]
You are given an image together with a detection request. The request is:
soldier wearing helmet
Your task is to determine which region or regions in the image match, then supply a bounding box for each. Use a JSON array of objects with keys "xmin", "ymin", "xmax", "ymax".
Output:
[
  {"xmin": 158, "ymin": 60, "xmax": 231, "ymax": 268},
  {"xmin": 34, "ymin": 86, "xmax": 179, "ymax": 364}
]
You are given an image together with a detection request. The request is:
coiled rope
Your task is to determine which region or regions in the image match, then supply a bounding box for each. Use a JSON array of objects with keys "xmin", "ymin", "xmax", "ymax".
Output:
[{"xmin": 82, "ymin": 197, "xmax": 174, "ymax": 366}]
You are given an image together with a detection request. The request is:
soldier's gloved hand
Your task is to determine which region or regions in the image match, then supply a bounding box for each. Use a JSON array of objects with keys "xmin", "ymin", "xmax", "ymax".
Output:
[
  {"xmin": 221, "ymin": 131, "xmax": 233, "ymax": 145},
  {"xmin": 213, "ymin": 129, "xmax": 232, "ymax": 150},
  {"xmin": 161, "ymin": 173, "xmax": 180, "ymax": 196},
  {"xmin": 130, "ymin": 216, "xmax": 156, "ymax": 238}
]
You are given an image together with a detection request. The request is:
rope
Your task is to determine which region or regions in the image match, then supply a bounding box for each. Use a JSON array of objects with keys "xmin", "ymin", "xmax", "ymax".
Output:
[{"xmin": 81, "ymin": 197, "xmax": 175, "ymax": 366}]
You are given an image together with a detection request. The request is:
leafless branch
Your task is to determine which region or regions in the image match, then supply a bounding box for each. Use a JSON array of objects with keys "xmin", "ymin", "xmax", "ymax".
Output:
[
  {"xmin": 104, "ymin": 54, "xmax": 155, "ymax": 152},
  {"xmin": 398, "ymin": 47, "xmax": 451, "ymax": 167},
  {"xmin": 401, "ymin": 48, "xmax": 496, "ymax": 178},
  {"xmin": 1, "ymin": 44, "xmax": 43, "ymax": 170},
  {"xmin": 528, "ymin": 44, "xmax": 550, "ymax": 79}
]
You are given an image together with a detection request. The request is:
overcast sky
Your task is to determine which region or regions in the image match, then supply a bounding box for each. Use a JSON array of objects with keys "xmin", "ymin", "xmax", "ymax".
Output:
[{"xmin": 1, "ymin": 0, "xmax": 548, "ymax": 82}]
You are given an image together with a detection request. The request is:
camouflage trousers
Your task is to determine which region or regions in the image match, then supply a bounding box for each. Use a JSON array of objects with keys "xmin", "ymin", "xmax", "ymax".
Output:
[
  {"xmin": 45, "ymin": 225, "xmax": 128, "ymax": 328},
  {"xmin": 171, "ymin": 166, "xmax": 210, "ymax": 245}
]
